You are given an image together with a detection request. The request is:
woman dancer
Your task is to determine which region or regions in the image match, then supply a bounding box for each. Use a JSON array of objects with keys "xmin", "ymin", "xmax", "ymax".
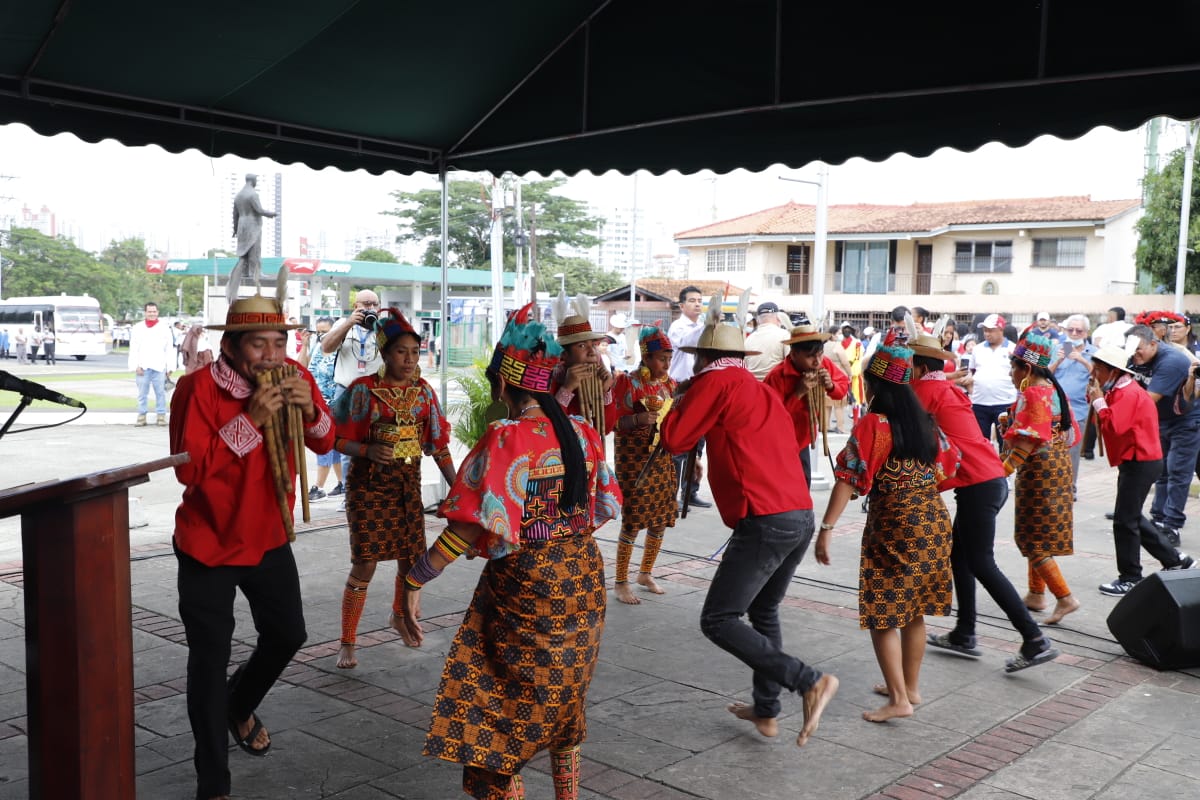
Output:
[
  {"xmin": 818, "ymin": 329, "xmax": 958, "ymax": 722},
  {"xmin": 331, "ymin": 310, "xmax": 455, "ymax": 667},
  {"xmin": 1004, "ymin": 327, "xmax": 1081, "ymax": 625},
  {"xmin": 401, "ymin": 303, "xmax": 621, "ymax": 800},
  {"xmin": 611, "ymin": 324, "xmax": 677, "ymax": 604}
]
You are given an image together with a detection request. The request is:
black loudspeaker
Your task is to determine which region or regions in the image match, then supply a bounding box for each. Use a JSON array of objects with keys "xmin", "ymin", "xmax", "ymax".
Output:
[{"xmin": 1106, "ymin": 570, "xmax": 1200, "ymax": 670}]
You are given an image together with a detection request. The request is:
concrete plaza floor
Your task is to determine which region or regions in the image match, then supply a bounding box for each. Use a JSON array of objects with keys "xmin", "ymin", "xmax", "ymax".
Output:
[{"xmin": 1, "ymin": 417, "xmax": 1199, "ymax": 799}]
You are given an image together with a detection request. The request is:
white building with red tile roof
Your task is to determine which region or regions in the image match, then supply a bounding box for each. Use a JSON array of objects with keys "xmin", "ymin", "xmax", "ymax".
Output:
[{"xmin": 674, "ymin": 195, "xmax": 1144, "ymax": 328}]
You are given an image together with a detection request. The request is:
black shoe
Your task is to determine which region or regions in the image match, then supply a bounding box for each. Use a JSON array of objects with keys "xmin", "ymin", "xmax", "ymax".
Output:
[
  {"xmin": 1099, "ymin": 577, "xmax": 1139, "ymax": 596},
  {"xmin": 1081, "ymin": 452, "xmax": 1095, "ymax": 460},
  {"xmin": 1105, "ymin": 512, "xmax": 1115, "ymax": 521},
  {"xmin": 687, "ymin": 494, "xmax": 712, "ymax": 509},
  {"xmin": 328, "ymin": 482, "xmax": 345, "ymax": 497},
  {"xmin": 1160, "ymin": 525, "xmax": 1182, "ymax": 547},
  {"xmin": 1166, "ymin": 554, "xmax": 1195, "ymax": 570}
]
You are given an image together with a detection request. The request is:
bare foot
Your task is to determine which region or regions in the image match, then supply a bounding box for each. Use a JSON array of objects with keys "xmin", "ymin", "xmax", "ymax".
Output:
[
  {"xmin": 797, "ymin": 674, "xmax": 839, "ymax": 747},
  {"xmin": 615, "ymin": 583, "xmax": 641, "ymax": 605},
  {"xmin": 727, "ymin": 702, "xmax": 778, "ymax": 737},
  {"xmin": 637, "ymin": 574, "xmax": 666, "ymax": 595},
  {"xmin": 391, "ymin": 611, "xmax": 422, "ymax": 647},
  {"xmin": 336, "ymin": 643, "xmax": 357, "ymax": 669},
  {"xmin": 1023, "ymin": 592, "xmax": 1048, "ymax": 612},
  {"xmin": 863, "ymin": 701, "xmax": 913, "ymax": 723},
  {"xmin": 873, "ymin": 683, "xmax": 921, "ymax": 705},
  {"xmin": 1044, "ymin": 594, "xmax": 1080, "ymax": 625}
]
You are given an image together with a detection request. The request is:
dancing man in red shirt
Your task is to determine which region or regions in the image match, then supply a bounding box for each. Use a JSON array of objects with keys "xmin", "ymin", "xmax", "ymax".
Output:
[
  {"xmin": 170, "ymin": 295, "xmax": 335, "ymax": 800},
  {"xmin": 660, "ymin": 307, "xmax": 838, "ymax": 748},
  {"xmin": 1088, "ymin": 344, "xmax": 1193, "ymax": 596}
]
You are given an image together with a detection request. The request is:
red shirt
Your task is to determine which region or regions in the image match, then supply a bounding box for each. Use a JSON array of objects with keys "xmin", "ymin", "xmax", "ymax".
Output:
[
  {"xmin": 763, "ymin": 355, "xmax": 850, "ymax": 450},
  {"xmin": 660, "ymin": 361, "xmax": 810, "ymax": 529},
  {"xmin": 1094, "ymin": 376, "xmax": 1163, "ymax": 467},
  {"xmin": 170, "ymin": 356, "xmax": 336, "ymax": 566},
  {"xmin": 912, "ymin": 374, "xmax": 1005, "ymax": 490}
]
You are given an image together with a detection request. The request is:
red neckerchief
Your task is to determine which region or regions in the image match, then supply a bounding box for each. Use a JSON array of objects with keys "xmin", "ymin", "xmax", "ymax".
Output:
[{"xmin": 145, "ymin": 319, "xmax": 159, "ymax": 328}]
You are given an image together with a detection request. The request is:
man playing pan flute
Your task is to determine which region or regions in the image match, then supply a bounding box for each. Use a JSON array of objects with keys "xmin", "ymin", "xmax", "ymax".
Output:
[
  {"xmin": 764, "ymin": 324, "xmax": 850, "ymax": 487},
  {"xmin": 551, "ymin": 306, "xmax": 618, "ymax": 438},
  {"xmin": 169, "ymin": 294, "xmax": 335, "ymax": 800}
]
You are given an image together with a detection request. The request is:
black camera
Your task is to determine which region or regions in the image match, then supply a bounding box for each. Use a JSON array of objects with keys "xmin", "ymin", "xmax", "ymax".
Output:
[{"xmin": 358, "ymin": 311, "xmax": 379, "ymax": 329}]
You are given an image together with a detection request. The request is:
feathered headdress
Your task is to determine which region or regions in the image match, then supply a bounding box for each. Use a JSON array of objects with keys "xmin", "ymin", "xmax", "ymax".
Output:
[
  {"xmin": 488, "ymin": 302, "xmax": 562, "ymax": 393},
  {"xmin": 638, "ymin": 321, "xmax": 672, "ymax": 357},
  {"xmin": 552, "ymin": 290, "xmax": 604, "ymax": 346},
  {"xmin": 374, "ymin": 308, "xmax": 419, "ymax": 353}
]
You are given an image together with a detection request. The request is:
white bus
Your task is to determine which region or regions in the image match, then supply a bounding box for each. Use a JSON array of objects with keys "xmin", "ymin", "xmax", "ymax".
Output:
[{"xmin": 0, "ymin": 294, "xmax": 112, "ymax": 360}]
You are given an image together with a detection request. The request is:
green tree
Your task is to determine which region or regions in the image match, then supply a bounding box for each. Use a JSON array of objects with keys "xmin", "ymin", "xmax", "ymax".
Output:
[
  {"xmin": 533, "ymin": 256, "xmax": 625, "ymax": 296},
  {"xmin": 384, "ymin": 177, "xmax": 605, "ymax": 277},
  {"xmin": 98, "ymin": 237, "xmax": 204, "ymax": 319},
  {"xmin": 2, "ymin": 227, "xmax": 106, "ymax": 300},
  {"xmin": 1136, "ymin": 139, "xmax": 1200, "ymax": 293},
  {"xmin": 355, "ymin": 247, "xmax": 398, "ymax": 263}
]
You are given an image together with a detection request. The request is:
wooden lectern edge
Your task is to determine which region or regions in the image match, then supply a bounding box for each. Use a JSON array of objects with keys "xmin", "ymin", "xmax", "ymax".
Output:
[{"xmin": 0, "ymin": 452, "xmax": 190, "ymax": 519}]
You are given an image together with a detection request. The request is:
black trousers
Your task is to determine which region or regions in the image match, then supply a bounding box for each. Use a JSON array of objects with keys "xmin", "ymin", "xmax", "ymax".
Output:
[
  {"xmin": 175, "ymin": 541, "xmax": 307, "ymax": 800},
  {"xmin": 950, "ymin": 478, "xmax": 1042, "ymax": 644},
  {"xmin": 672, "ymin": 437, "xmax": 707, "ymax": 498},
  {"xmin": 1113, "ymin": 459, "xmax": 1181, "ymax": 581}
]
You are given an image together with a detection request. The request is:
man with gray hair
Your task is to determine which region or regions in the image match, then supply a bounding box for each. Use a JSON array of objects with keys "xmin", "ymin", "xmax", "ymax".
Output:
[
  {"xmin": 1051, "ymin": 313, "xmax": 1096, "ymax": 495},
  {"xmin": 744, "ymin": 302, "xmax": 791, "ymax": 380}
]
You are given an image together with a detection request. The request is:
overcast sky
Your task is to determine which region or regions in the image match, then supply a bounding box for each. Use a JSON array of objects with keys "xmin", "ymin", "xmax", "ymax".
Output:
[{"xmin": 0, "ymin": 120, "xmax": 1189, "ymax": 260}]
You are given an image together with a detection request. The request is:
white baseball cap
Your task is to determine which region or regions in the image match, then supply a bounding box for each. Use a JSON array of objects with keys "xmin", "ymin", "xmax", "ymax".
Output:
[{"xmin": 609, "ymin": 312, "xmax": 630, "ymax": 328}]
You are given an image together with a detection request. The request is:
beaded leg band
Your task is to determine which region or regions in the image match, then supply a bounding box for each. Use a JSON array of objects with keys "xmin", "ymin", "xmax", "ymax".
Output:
[
  {"xmin": 550, "ymin": 746, "xmax": 581, "ymax": 800},
  {"xmin": 340, "ymin": 577, "xmax": 370, "ymax": 646}
]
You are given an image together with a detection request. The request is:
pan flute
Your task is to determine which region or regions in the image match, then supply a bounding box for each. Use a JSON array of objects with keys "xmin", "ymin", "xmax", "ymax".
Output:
[
  {"xmin": 579, "ymin": 368, "xmax": 607, "ymax": 436},
  {"xmin": 255, "ymin": 364, "xmax": 311, "ymax": 541}
]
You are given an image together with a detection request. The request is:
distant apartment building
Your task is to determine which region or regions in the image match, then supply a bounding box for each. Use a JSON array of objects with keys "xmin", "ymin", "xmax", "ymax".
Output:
[
  {"xmin": 565, "ymin": 206, "xmax": 655, "ymax": 280},
  {"xmin": 344, "ymin": 229, "xmax": 402, "ymax": 261},
  {"xmin": 221, "ymin": 172, "xmax": 282, "ymax": 258},
  {"xmin": 19, "ymin": 204, "xmax": 56, "ymax": 237}
]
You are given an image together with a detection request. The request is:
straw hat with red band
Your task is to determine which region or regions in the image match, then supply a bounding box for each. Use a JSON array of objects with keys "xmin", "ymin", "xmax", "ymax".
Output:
[
  {"xmin": 555, "ymin": 314, "xmax": 607, "ymax": 346},
  {"xmin": 208, "ymin": 295, "xmax": 304, "ymax": 331},
  {"xmin": 488, "ymin": 303, "xmax": 563, "ymax": 394},
  {"xmin": 864, "ymin": 328, "xmax": 914, "ymax": 384},
  {"xmin": 783, "ymin": 323, "xmax": 831, "ymax": 346},
  {"xmin": 909, "ymin": 332, "xmax": 952, "ymax": 362}
]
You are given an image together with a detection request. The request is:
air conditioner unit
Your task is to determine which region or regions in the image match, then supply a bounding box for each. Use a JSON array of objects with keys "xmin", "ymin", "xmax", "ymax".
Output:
[{"xmin": 767, "ymin": 274, "xmax": 787, "ymax": 289}]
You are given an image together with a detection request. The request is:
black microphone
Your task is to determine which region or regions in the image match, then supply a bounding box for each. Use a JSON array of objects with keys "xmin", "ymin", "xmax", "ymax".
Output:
[{"xmin": 0, "ymin": 371, "xmax": 86, "ymax": 408}]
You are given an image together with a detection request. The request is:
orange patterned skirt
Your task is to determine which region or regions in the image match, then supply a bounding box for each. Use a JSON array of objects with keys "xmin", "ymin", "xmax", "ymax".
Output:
[
  {"xmin": 424, "ymin": 534, "xmax": 606, "ymax": 788},
  {"xmin": 614, "ymin": 426, "xmax": 677, "ymax": 534},
  {"xmin": 1013, "ymin": 440, "xmax": 1074, "ymax": 558},
  {"xmin": 859, "ymin": 483, "xmax": 953, "ymax": 630},
  {"xmin": 345, "ymin": 457, "xmax": 426, "ymax": 566}
]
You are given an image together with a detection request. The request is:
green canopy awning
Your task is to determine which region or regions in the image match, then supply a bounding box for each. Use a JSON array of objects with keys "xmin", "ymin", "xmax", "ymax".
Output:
[{"xmin": 4, "ymin": 1, "xmax": 1199, "ymax": 176}]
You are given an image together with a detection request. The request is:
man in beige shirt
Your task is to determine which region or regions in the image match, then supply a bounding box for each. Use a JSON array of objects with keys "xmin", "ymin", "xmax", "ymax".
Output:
[{"xmin": 743, "ymin": 302, "xmax": 791, "ymax": 380}]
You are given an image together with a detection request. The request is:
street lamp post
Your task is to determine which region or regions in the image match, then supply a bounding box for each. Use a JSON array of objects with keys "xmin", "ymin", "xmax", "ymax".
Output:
[{"xmin": 553, "ymin": 272, "xmax": 565, "ymax": 295}]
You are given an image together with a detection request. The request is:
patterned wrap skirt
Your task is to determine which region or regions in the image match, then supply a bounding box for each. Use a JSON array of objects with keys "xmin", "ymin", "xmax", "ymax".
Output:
[
  {"xmin": 424, "ymin": 534, "xmax": 606, "ymax": 792},
  {"xmin": 614, "ymin": 426, "xmax": 678, "ymax": 534},
  {"xmin": 859, "ymin": 484, "xmax": 953, "ymax": 630},
  {"xmin": 345, "ymin": 457, "xmax": 426, "ymax": 566},
  {"xmin": 1013, "ymin": 440, "xmax": 1074, "ymax": 558}
]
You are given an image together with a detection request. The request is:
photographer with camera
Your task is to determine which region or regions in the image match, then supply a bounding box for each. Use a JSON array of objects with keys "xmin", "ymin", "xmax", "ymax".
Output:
[{"xmin": 321, "ymin": 290, "xmax": 384, "ymax": 507}]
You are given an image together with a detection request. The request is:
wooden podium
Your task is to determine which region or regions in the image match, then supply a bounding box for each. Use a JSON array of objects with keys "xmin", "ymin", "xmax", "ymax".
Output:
[{"xmin": 0, "ymin": 454, "xmax": 188, "ymax": 800}]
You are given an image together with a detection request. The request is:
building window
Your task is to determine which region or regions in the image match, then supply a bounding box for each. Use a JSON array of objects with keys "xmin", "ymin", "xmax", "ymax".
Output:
[
  {"xmin": 834, "ymin": 241, "xmax": 892, "ymax": 293},
  {"xmin": 954, "ymin": 241, "xmax": 1012, "ymax": 273},
  {"xmin": 1032, "ymin": 237, "xmax": 1086, "ymax": 268},
  {"xmin": 706, "ymin": 247, "xmax": 746, "ymax": 273}
]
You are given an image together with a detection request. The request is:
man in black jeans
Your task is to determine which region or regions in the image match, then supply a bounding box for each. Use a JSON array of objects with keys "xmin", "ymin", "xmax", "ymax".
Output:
[
  {"xmin": 660, "ymin": 321, "xmax": 838, "ymax": 746},
  {"xmin": 910, "ymin": 337, "xmax": 1059, "ymax": 672}
]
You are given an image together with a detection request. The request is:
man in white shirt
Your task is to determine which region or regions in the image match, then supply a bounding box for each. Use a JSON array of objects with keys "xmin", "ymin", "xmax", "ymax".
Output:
[
  {"xmin": 607, "ymin": 312, "xmax": 633, "ymax": 372},
  {"xmin": 668, "ymin": 286, "xmax": 706, "ymax": 383},
  {"xmin": 320, "ymin": 290, "xmax": 385, "ymax": 490},
  {"xmin": 963, "ymin": 313, "xmax": 1018, "ymax": 444},
  {"xmin": 1091, "ymin": 306, "xmax": 1132, "ymax": 350},
  {"xmin": 743, "ymin": 302, "xmax": 791, "ymax": 380},
  {"xmin": 666, "ymin": 285, "xmax": 712, "ymax": 508},
  {"xmin": 128, "ymin": 302, "xmax": 178, "ymax": 426}
]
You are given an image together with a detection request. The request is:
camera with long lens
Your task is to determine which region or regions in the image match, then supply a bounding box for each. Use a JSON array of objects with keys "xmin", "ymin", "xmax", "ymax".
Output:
[{"xmin": 358, "ymin": 310, "xmax": 379, "ymax": 329}]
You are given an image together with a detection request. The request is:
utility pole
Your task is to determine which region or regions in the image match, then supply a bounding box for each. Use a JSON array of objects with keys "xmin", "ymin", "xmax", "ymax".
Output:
[
  {"xmin": 513, "ymin": 178, "xmax": 525, "ymax": 306},
  {"xmin": 0, "ymin": 174, "xmax": 15, "ymax": 300},
  {"xmin": 629, "ymin": 173, "xmax": 639, "ymax": 322},
  {"xmin": 1173, "ymin": 120, "xmax": 1197, "ymax": 313},
  {"xmin": 489, "ymin": 176, "xmax": 505, "ymax": 344}
]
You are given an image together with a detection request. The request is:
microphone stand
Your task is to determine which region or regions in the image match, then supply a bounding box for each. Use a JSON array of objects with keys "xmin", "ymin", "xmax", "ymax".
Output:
[{"xmin": 0, "ymin": 395, "xmax": 34, "ymax": 440}]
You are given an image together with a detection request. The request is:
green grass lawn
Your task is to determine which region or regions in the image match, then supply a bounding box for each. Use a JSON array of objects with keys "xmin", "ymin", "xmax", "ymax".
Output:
[{"xmin": 0, "ymin": 372, "xmax": 141, "ymax": 411}]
